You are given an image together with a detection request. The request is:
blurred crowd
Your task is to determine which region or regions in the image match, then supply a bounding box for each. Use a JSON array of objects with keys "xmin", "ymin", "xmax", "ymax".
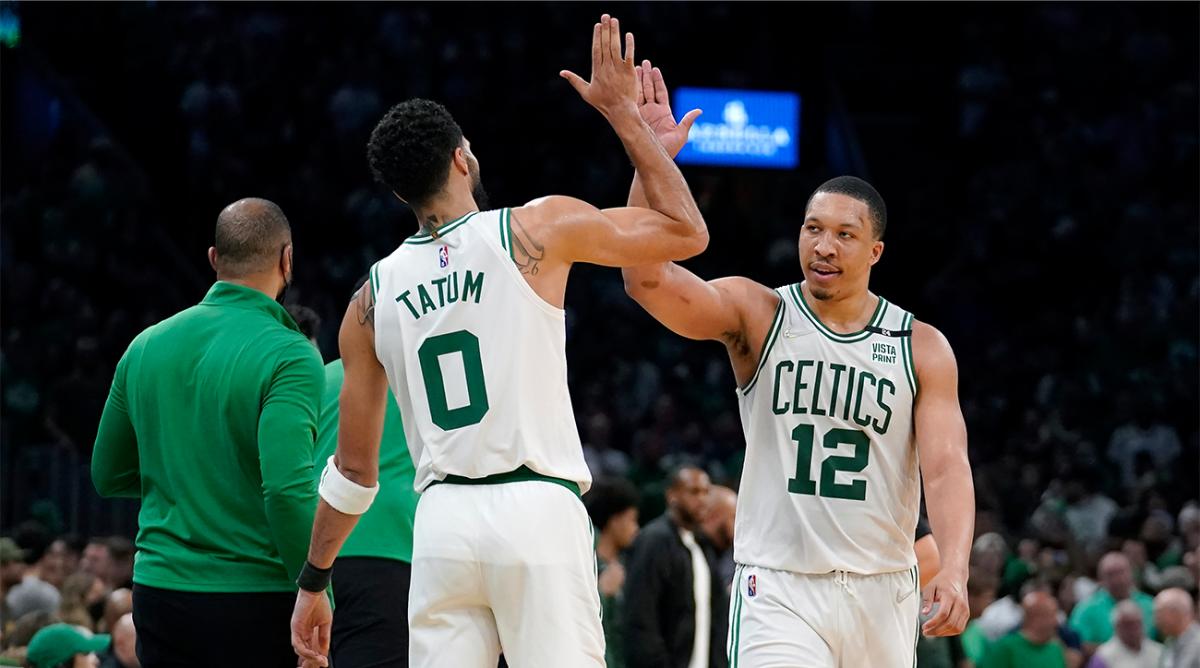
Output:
[{"xmin": 0, "ymin": 3, "xmax": 1196, "ymax": 666}]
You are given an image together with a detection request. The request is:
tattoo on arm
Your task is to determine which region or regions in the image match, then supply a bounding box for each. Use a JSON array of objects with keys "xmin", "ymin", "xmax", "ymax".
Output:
[
  {"xmin": 353, "ymin": 283, "xmax": 376, "ymax": 329},
  {"xmin": 509, "ymin": 212, "xmax": 545, "ymax": 276}
]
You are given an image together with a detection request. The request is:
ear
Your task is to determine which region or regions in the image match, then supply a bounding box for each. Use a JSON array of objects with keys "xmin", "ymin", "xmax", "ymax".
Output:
[
  {"xmin": 869, "ymin": 240, "xmax": 884, "ymax": 266},
  {"xmin": 282, "ymin": 243, "xmax": 294, "ymax": 275},
  {"xmin": 208, "ymin": 247, "xmax": 218, "ymax": 273},
  {"xmin": 452, "ymin": 147, "xmax": 470, "ymax": 176}
]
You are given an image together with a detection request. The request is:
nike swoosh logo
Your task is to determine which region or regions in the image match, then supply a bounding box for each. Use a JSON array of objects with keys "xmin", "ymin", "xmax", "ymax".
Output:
[
  {"xmin": 896, "ymin": 587, "xmax": 916, "ymax": 604},
  {"xmin": 782, "ymin": 329, "xmax": 811, "ymax": 339}
]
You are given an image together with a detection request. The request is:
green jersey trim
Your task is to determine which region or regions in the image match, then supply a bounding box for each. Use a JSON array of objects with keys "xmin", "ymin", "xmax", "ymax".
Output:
[
  {"xmin": 504, "ymin": 208, "xmax": 516, "ymax": 263},
  {"xmin": 369, "ymin": 262, "xmax": 380, "ymax": 300},
  {"xmin": 430, "ymin": 464, "xmax": 581, "ymax": 497},
  {"xmin": 739, "ymin": 296, "xmax": 785, "ymax": 396},
  {"xmin": 789, "ymin": 284, "xmax": 887, "ymax": 343},
  {"xmin": 901, "ymin": 312, "xmax": 918, "ymax": 395},
  {"xmin": 403, "ymin": 211, "xmax": 480, "ymax": 245}
]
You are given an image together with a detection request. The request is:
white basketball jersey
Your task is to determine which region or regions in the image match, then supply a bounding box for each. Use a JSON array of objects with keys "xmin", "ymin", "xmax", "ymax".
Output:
[
  {"xmin": 735, "ymin": 284, "xmax": 919, "ymax": 575},
  {"xmin": 370, "ymin": 208, "xmax": 590, "ymax": 493}
]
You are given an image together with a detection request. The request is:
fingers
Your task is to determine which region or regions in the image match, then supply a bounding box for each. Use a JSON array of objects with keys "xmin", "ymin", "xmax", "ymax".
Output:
[
  {"xmin": 591, "ymin": 20, "xmax": 602, "ymax": 70},
  {"xmin": 319, "ymin": 620, "xmax": 331, "ymax": 655},
  {"xmin": 636, "ymin": 65, "xmax": 645, "ymax": 105},
  {"xmin": 641, "ymin": 60, "xmax": 655, "ymax": 104},
  {"xmin": 679, "ymin": 108, "xmax": 703, "ymax": 133},
  {"xmin": 625, "ymin": 31, "xmax": 635, "ymax": 67},
  {"xmin": 599, "ymin": 15, "xmax": 610, "ymax": 65},
  {"xmin": 560, "ymin": 70, "xmax": 588, "ymax": 95},
  {"xmin": 651, "ymin": 66, "xmax": 669, "ymax": 104},
  {"xmin": 608, "ymin": 16, "xmax": 622, "ymax": 64}
]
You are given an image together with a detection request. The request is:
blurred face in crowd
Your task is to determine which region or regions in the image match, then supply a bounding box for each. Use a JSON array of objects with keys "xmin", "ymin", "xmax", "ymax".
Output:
[
  {"xmin": 81, "ymin": 543, "xmax": 113, "ymax": 584},
  {"xmin": 1098, "ymin": 552, "xmax": 1135, "ymax": 600},
  {"xmin": 798, "ymin": 193, "xmax": 883, "ymax": 302},
  {"xmin": 700, "ymin": 486, "xmax": 737, "ymax": 553},
  {"xmin": 1, "ymin": 559, "xmax": 25, "ymax": 588},
  {"xmin": 39, "ymin": 540, "xmax": 71, "ymax": 589},
  {"xmin": 667, "ymin": 468, "xmax": 711, "ymax": 532},
  {"xmin": 72, "ymin": 653, "xmax": 99, "ymax": 668},
  {"xmin": 1020, "ymin": 591, "xmax": 1060, "ymax": 645},
  {"xmin": 1113, "ymin": 603, "xmax": 1145, "ymax": 650},
  {"xmin": 1152, "ymin": 588, "xmax": 1196, "ymax": 638},
  {"xmin": 113, "ymin": 613, "xmax": 139, "ymax": 668},
  {"xmin": 606, "ymin": 507, "xmax": 640, "ymax": 552}
]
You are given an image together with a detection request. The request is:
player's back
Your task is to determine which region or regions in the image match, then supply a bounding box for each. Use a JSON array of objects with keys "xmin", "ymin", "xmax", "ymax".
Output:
[
  {"xmin": 735, "ymin": 284, "xmax": 920, "ymax": 575},
  {"xmin": 371, "ymin": 208, "xmax": 590, "ymax": 493}
]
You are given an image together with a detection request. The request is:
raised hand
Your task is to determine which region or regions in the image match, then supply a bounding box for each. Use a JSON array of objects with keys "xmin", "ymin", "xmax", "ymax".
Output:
[
  {"xmin": 560, "ymin": 14, "xmax": 639, "ymax": 121},
  {"xmin": 636, "ymin": 60, "xmax": 702, "ymax": 158}
]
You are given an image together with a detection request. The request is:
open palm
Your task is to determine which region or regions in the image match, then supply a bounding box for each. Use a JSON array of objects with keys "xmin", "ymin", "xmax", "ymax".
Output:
[{"xmin": 637, "ymin": 60, "xmax": 702, "ymax": 158}]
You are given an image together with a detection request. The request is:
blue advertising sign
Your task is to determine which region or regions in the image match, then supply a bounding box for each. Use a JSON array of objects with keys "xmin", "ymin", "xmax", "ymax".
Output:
[{"xmin": 674, "ymin": 88, "xmax": 800, "ymax": 169}]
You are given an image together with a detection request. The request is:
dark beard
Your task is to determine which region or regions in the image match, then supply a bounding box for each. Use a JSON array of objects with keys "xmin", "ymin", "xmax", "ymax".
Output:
[
  {"xmin": 471, "ymin": 176, "xmax": 490, "ymax": 211},
  {"xmin": 276, "ymin": 277, "xmax": 292, "ymax": 305}
]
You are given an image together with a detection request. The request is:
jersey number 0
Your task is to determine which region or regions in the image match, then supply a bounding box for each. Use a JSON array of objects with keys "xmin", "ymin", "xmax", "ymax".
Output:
[{"xmin": 417, "ymin": 330, "xmax": 490, "ymax": 430}]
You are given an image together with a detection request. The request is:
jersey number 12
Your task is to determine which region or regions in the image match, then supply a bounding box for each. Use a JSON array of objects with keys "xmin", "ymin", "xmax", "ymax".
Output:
[{"xmin": 788, "ymin": 424, "xmax": 870, "ymax": 501}]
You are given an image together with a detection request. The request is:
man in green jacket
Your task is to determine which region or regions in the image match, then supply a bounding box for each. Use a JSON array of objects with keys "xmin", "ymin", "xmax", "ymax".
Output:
[
  {"xmin": 92, "ymin": 198, "xmax": 325, "ymax": 668},
  {"xmin": 313, "ymin": 279, "xmax": 420, "ymax": 667}
]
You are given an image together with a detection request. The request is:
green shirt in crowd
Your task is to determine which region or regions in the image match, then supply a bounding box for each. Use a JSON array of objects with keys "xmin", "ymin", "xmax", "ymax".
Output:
[
  {"xmin": 979, "ymin": 632, "xmax": 1068, "ymax": 668},
  {"xmin": 1067, "ymin": 588, "xmax": 1156, "ymax": 645},
  {"xmin": 960, "ymin": 619, "xmax": 992, "ymax": 665},
  {"xmin": 313, "ymin": 359, "xmax": 419, "ymax": 562},
  {"xmin": 92, "ymin": 282, "xmax": 325, "ymax": 593}
]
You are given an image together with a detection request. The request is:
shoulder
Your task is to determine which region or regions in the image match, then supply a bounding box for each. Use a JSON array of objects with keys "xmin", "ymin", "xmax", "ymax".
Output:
[
  {"xmin": 909, "ymin": 319, "xmax": 957, "ymax": 380},
  {"xmin": 512, "ymin": 195, "xmax": 592, "ymax": 226}
]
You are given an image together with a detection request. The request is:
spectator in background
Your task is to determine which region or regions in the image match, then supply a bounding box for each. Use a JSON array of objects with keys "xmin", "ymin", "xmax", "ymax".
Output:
[
  {"xmin": 623, "ymin": 464, "xmax": 727, "ymax": 668},
  {"xmin": 1063, "ymin": 473, "xmax": 1119, "ymax": 558},
  {"xmin": 99, "ymin": 613, "xmax": 138, "ymax": 668},
  {"xmin": 584, "ymin": 478, "xmax": 641, "ymax": 668},
  {"xmin": 25, "ymin": 624, "xmax": 109, "ymax": 668},
  {"xmin": 1106, "ymin": 399, "xmax": 1181, "ymax": 493},
  {"xmin": 1086, "ymin": 599, "xmax": 1161, "ymax": 668},
  {"xmin": 90, "ymin": 198, "xmax": 324, "ymax": 667},
  {"xmin": 286, "ymin": 304, "xmax": 321, "ymax": 348},
  {"xmin": 1152, "ymin": 588, "xmax": 1200, "ymax": 668},
  {"xmin": 38, "ymin": 539, "xmax": 76, "ymax": 592},
  {"xmin": 1, "ymin": 539, "xmax": 27, "ymax": 623},
  {"xmin": 962, "ymin": 568, "xmax": 1000, "ymax": 665},
  {"xmin": 99, "ymin": 590, "xmax": 131, "ymax": 635},
  {"xmin": 1069, "ymin": 552, "xmax": 1156, "ymax": 653},
  {"xmin": 5, "ymin": 530, "xmax": 60, "ymax": 622},
  {"xmin": 699, "ymin": 485, "xmax": 737, "ymax": 591},
  {"xmin": 980, "ymin": 591, "xmax": 1079, "ymax": 668},
  {"xmin": 0, "ymin": 611, "xmax": 59, "ymax": 664},
  {"xmin": 58, "ymin": 572, "xmax": 105, "ymax": 630},
  {"xmin": 102, "ymin": 540, "xmax": 133, "ymax": 591}
]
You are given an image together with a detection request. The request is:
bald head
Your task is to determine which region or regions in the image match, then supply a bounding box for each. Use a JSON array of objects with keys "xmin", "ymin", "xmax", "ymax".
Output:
[
  {"xmin": 700, "ymin": 485, "xmax": 737, "ymax": 551},
  {"xmin": 1020, "ymin": 591, "xmax": 1059, "ymax": 644},
  {"xmin": 212, "ymin": 198, "xmax": 292, "ymax": 278},
  {"xmin": 112, "ymin": 612, "xmax": 139, "ymax": 666},
  {"xmin": 1153, "ymin": 587, "xmax": 1196, "ymax": 638},
  {"xmin": 103, "ymin": 587, "xmax": 132, "ymax": 633}
]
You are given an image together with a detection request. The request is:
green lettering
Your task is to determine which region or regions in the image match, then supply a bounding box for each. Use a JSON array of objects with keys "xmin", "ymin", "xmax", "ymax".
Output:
[
  {"xmin": 446, "ymin": 272, "xmax": 460, "ymax": 303},
  {"xmin": 417, "ymin": 284, "xmax": 437, "ymax": 315},
  {"xmin": 791, "ymin": 360, "xmax": 813, "ymax": 415},
  {"xmin": 431, "ymin": 277, "xmax": 448, "ymax": 307},
  {"xmin": 462, "ymin": 270, "xmax": 484, "ymax": 303},
  {"xmin": 772, "ymin": 361, "xmax": 794, "ymax": 415},
  {"xmin": 828, "ymin": 363, "xmax": 847, "ymax": 417},
  {"xmin": 396, "ymin": 290, "xmax": 420, "ymax": 319},
  {"xmin": 853, "ymin": 371, "xmax": 876, "ymax": 428},
  {"xmin": 842, "ymin": 368, "xmax": 856, "ymax": 420},
  {"xmin": 810, "ymin": 361, "xmax": 827, "ymax": 416},
  {"xmin": 873, "ymin": 379, "xmax": 895, "ymax": 435}
]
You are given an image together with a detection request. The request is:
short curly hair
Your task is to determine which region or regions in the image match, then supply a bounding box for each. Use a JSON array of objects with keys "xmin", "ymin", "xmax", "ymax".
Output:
[
  {"xmin": 367, "ymin": 99, "xmax": 464, "ymax": 206},
  {"xmin": 806, "ymin": 175, "xmax": 888, "ymax": 240}
]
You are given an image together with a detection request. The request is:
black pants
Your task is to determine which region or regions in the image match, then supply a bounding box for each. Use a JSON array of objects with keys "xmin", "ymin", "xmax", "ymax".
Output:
[
  {"xmin": 132, "ymin": 584, "xmax": 296, "ymax": 668},
  {"xmin": 331, "ymin": 557, "xmax": 410, "ymax": 668}
]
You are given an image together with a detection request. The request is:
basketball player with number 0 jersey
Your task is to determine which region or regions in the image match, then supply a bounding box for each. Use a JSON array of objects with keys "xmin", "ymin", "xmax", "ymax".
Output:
[
  {"xmin": 290, "ymin": 15, "xmax": 710, "ymax": 668},
  {"xmin": 621, "ymin": 62, "xmax": 975, "ymax": 667}
]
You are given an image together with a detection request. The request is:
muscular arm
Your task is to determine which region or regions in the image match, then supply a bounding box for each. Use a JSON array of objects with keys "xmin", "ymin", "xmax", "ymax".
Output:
[
  {"xmin": 914, "ymin": 321, "xmax": 975, "ymax": 631},
  {"xmin": 304, "ymin": 282, "xmax": 389, "ymax": 569}
]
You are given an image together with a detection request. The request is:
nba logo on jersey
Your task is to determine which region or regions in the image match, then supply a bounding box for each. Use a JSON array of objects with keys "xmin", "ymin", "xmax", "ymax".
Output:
[
  {"xmin": 438, "ymin": 246, "xmax": 450, "ymax": 268},
  {"xmin": 747, "ymin": 574, "xmax": 757, "ymax": 597}
]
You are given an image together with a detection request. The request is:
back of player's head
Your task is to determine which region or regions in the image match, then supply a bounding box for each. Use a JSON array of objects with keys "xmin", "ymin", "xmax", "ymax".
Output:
[
  {"xmin": 213, "ymin": 198, "xmax": 292, "ymax": 277},
  {"xmin": 584, "ymin": 478, "xmax": 640, "ymax": 531},
  {"xmin": 367, "ymin": 99, "xmax": 464, "ymax": 207},
  {"xmin": 806, "ymin": 175, "xmax": 887, "ymax": 240}
]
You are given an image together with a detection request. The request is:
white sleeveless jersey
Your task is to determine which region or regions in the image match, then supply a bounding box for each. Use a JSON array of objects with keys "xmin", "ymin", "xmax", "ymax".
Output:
[
  {"xmin": 370, "ymin": 208, "xmax": 591, "ymax": 493},
  {"xmin": 735, "ymin": 284, "xmax": 920, "ymax": 575}
]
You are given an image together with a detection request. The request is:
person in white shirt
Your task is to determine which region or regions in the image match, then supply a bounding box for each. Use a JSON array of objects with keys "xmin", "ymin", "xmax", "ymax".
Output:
[{"xmin": 1087, "ymin": 600, "xmax": 1162, "ymax": 668}]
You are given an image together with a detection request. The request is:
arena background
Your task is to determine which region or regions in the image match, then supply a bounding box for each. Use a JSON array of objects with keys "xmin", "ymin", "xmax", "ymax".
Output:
[{"xmin": 0, "ymin": 0, "xmax": 1196, "ymax": 650}]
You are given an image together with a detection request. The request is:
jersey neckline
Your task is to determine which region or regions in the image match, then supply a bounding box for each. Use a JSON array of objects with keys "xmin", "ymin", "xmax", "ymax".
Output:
[
  {"xmin": 403, "ymin": 210, "xmax": 481, "ymax": 244},
  {"xmin": 789, "ymin": 283, "xmax": 888, "ymax": 343}
]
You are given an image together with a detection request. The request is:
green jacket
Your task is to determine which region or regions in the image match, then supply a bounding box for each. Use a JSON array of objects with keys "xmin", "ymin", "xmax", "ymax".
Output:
[{"xmin": 92, "ymin": 282, "xmax": 325, "ymax": 592}]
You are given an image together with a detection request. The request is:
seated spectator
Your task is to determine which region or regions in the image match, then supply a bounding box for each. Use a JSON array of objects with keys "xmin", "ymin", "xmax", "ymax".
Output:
[
  {"xmin": 1069, "ymin": 552, "xmax": 1156, "ymax": 653},
  {"xmin": 98, "ymin": 613, "xmax": 137, "ymax": 668},
  {"xmin": 58, "ymin": 573, "xmax": 106, "ymax": 631},
  {"xmin": 25, "ymin": 624, "xmax": 110, "ymax": 668},
  {"xmin": 980, "ymin": 591, "xmax": 1080, "ymax": 668},
  {"xmin": 1152, "ymin": 588, "xmax": 1200, "ymax": 668},
  {"xmin": 1086, "ymin": 599, "xmax": 1162, "ymax": 668}
]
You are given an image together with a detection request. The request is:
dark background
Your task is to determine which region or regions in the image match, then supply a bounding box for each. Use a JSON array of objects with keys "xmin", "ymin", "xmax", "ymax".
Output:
[{"xmin": 1, "ymin": 2, "xmax": 1196, "ymax": 580}]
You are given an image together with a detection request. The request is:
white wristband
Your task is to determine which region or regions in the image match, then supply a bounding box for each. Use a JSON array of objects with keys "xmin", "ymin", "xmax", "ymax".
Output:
[{"xmin": 318, "ymin": 455, "xmax": 379, "ymax": 515}]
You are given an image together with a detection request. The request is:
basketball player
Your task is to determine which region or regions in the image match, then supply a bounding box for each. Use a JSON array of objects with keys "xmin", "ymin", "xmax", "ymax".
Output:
[
  {"xmin": 290, "ymin": 16, "xmax": 707, "ymax": 668},
  {"xmin": 621, "ymin": 62, "xmax": 975, "ymax": 667}
]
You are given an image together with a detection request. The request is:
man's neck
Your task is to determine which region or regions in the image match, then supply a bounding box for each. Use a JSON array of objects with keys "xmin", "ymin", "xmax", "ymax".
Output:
[
  {"xmin": 218, "ymin": 275, "xmax": 278, "ymax": 300},
  {"xmin": 413, "ymin": 196, "xmax": 478, "ymax": 237},
  {"xmin": 799, "ymin": 282, "xmax": 877, "ymax": 332},
  {"xmin": 596, "ymin": 532, "xmax": 620, "ymax": 565}
]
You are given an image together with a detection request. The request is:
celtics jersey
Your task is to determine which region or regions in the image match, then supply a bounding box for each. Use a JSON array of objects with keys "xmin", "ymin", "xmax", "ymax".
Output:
[
  {"xmin": 371, "ymin": 208, "xmax": 590, "ymax": 493},
  {"xmin": 735, "ymin": 284, "xmax": 919, "ymax": 575}
]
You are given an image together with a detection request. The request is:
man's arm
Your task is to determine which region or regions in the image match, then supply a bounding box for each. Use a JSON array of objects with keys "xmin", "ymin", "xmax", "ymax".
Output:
[
  {"xmin": 291, "ymin": 282, "xmax": 388, "ymax": 667},
  {"xmin": 92, "ymin": 350, "xmax": 141, "ymax": 498},
  {"xmin": 549, "ymin": 14, "xmax": 707, "ymax": 266},
  {"xmin": 257, "ymin": 339, "xmax": 326, "ymax": 583},
  {"xmin": 913, "ymin": 320, "xmax": 975, "ymax": 637}
]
